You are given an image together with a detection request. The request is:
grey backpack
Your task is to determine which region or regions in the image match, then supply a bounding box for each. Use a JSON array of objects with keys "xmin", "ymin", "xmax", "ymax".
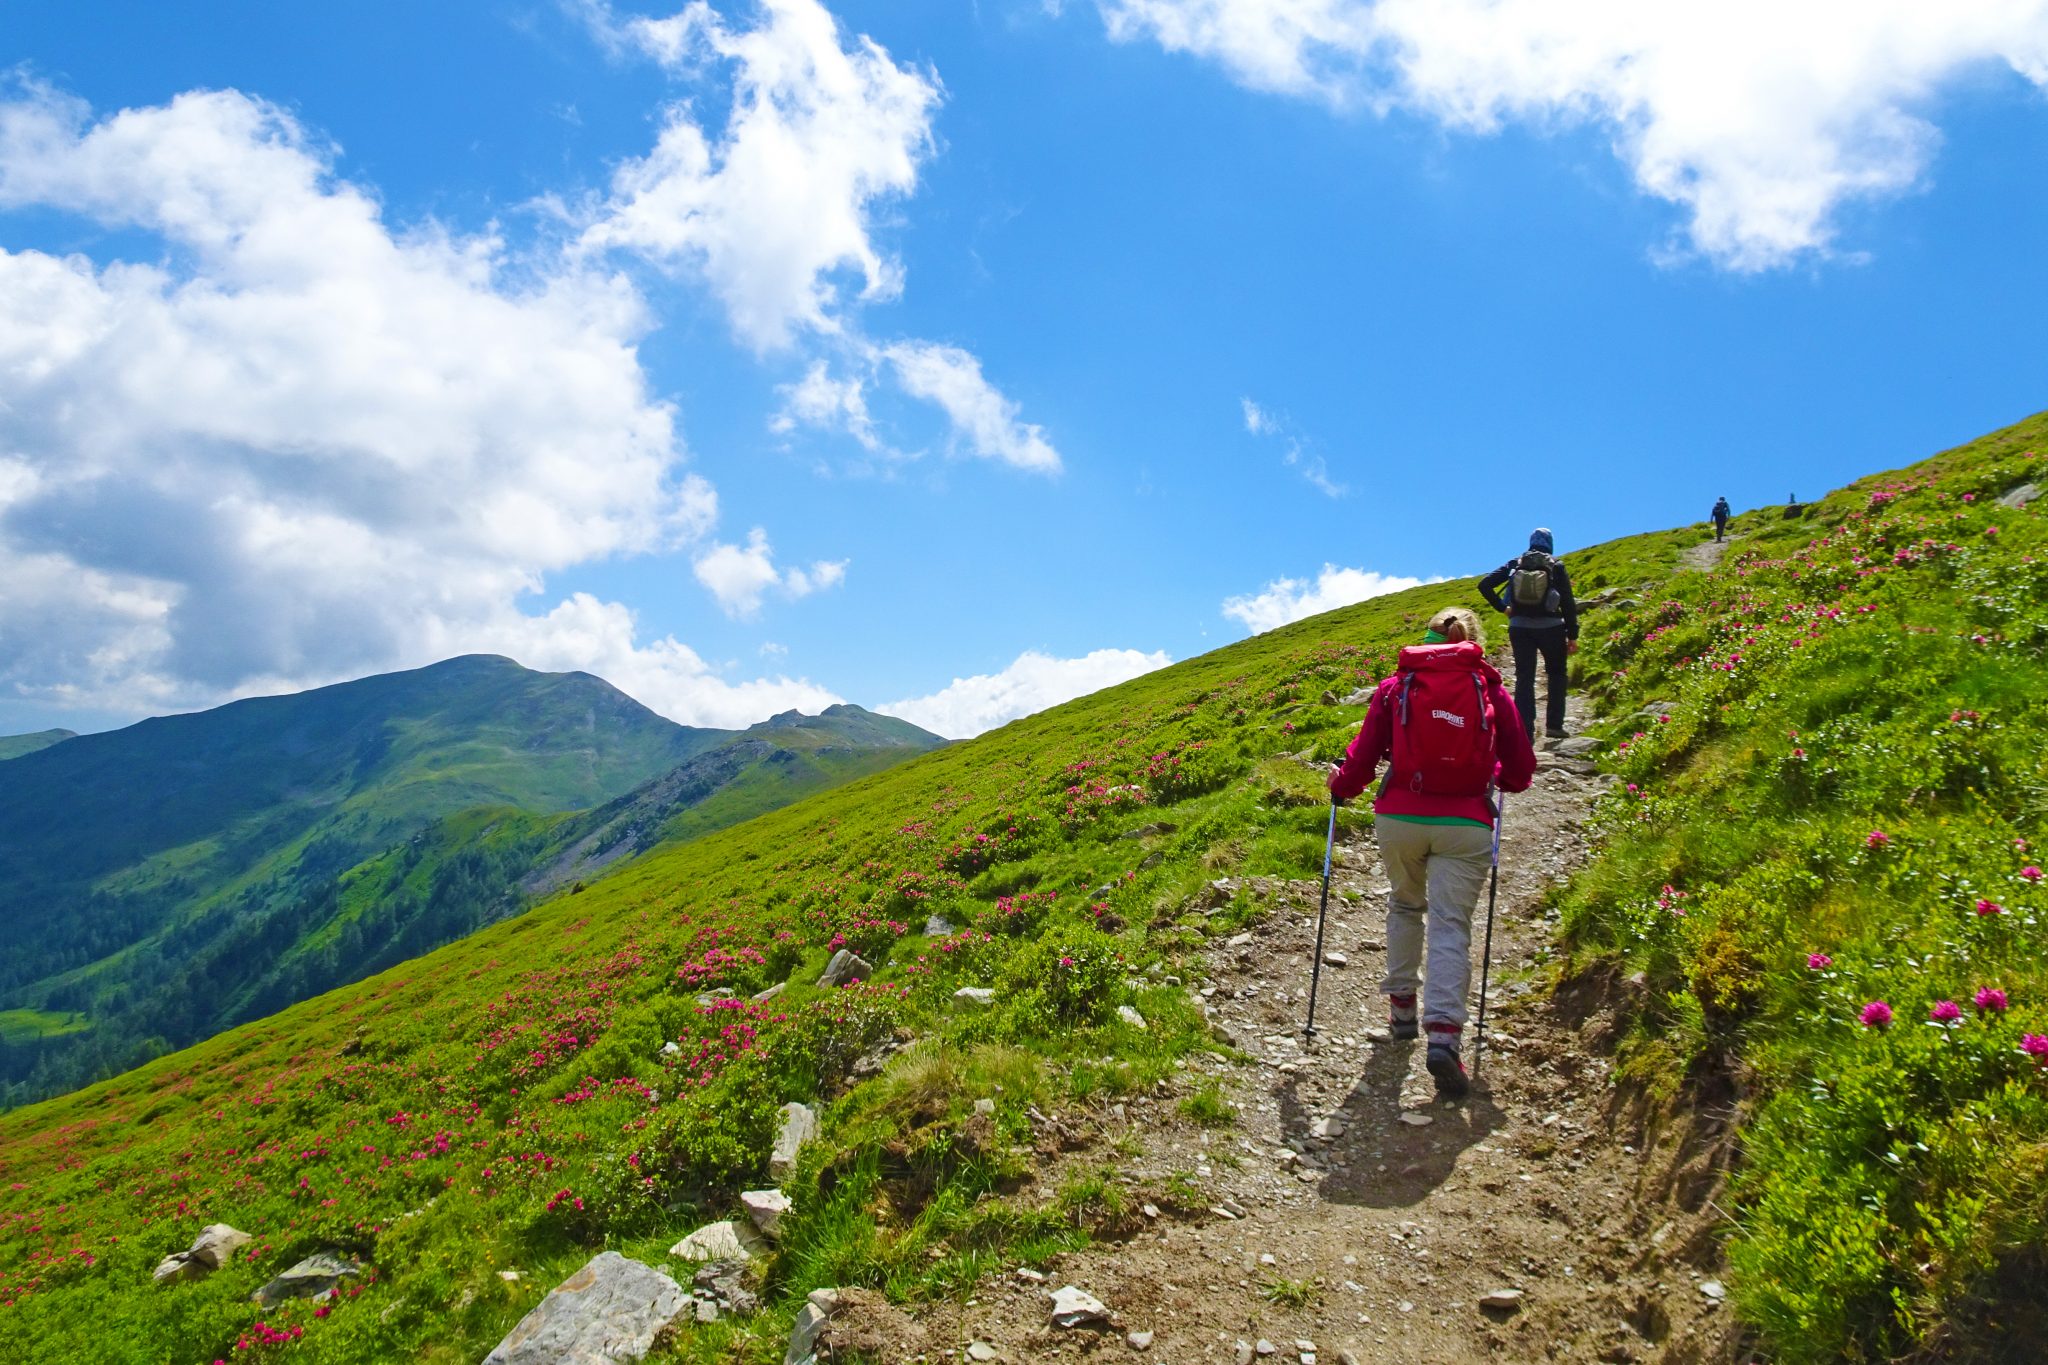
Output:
[{"xmin": 1509, "ymin": 552, "xmax": 1559, "ymax": 612}]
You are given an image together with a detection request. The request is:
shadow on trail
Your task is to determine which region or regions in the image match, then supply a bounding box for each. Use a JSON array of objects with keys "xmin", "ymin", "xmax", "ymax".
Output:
[{"xmin": 1276, "ymin": 1043, "xmax": 1506, "ymax": 1209}]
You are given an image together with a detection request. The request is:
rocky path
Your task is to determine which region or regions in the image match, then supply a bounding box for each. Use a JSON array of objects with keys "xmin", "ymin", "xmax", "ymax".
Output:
[
  {"xmin": 1678, "ymin": 537, "xmax": 1732, "ymax": 572},
  {"xmin": 893, "ymin": 676, "xmax": 1744, "ymax": 1364}
]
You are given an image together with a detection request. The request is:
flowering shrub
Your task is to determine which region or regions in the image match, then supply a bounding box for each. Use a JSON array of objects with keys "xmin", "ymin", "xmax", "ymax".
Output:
[{"xmin": 1562, "ymin": 416, "xmax": 2048, "ymax": 1363}]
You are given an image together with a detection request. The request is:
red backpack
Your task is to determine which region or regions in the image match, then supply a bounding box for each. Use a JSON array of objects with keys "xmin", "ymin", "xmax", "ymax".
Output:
[{"xmin": 1386, "ymin": 642, "xmax": 1496, "ymax": 797}]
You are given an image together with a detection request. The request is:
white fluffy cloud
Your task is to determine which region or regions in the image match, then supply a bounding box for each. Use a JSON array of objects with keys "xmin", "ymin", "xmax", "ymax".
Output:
[
  {"xmin": 692, "ymin": 527, "xmax": 848, "ymax": 618},
  {"xmin": 1099, "ymin": 0, "xmax": 2048, "ymax": 268},
  {"xmin": 447, "ymin": 593, "xmax": 843, "ymax": 730},
  {"xmin": 879, "ymin": 647, "xmax": 1172, "ymax": 738},
  {"xmin": 1239, "ymin": 394, "xmax": 1342, "ymax": 496},
  {"xmin": 582, "ymin": 0, "xmax": 941, "ymax": 350},
  {"xmin": 581, "ymin": 1, "xmax": 1062, "ymax": 474},
  {"xmin": 771, "ymin": 359, "xmax": 881, "ymax": 450},
  {"xmin": 882, "ymin": 342, "xmax": 1063, "ymax": 474},
  {"xmin": 0, "ymin": 82, "xmax": 843, "ymax": 724},
  {"xmin": 1222, "ymin": 563, "xmax": 1441, "ymax": 633}
]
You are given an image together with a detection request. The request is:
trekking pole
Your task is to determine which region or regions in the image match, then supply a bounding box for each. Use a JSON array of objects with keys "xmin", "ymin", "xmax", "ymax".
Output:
[
  {"xmin": 1473, "ymin": 793, "xmax": 1503, "ymax": 1077},
  {"xmin": 1303, "ymin": 800, "xmax": 1338, "ymax": 1042}
]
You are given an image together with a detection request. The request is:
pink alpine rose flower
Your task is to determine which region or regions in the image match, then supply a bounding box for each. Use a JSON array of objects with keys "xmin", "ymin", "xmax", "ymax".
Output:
[
  {"xmin": 1974, "ymin": 987, "xmax": 2009, "ymax": 1013},
  {"xmin": 1975, "ymin": 899, "xmax": 2005, "ymax": 917},
  {"xmin": 2021, "ymin": 866, "xmax": 2044, "ymax": 883},
  {"xmin": 1860, "ymin": 1000, "xmax": 1894, "ymax": 1029},
  {"xmin": 1865, "ymin": 830, "xmax": 1890, "ymax": 849},
  {"xmin": 2022, "ymin": 1034, "xmax": 2048, "ymax": 1067},
  {"xmin": 1928, "ymin": 1000, "xmax": 1962, "ymax": 1025},
  {"xmin": 1806, "ymin": 953, "xmax": 1832, "ymax": 971}
]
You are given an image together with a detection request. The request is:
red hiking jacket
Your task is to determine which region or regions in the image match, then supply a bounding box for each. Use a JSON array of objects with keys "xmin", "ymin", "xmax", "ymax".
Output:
[{"xmin": 1326, "ymin": 646, "xmax": 1537, "ymax": 824}]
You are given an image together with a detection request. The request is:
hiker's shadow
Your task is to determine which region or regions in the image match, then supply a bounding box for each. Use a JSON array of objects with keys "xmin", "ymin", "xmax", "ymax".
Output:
[{"xmin": 1279, "ymin": 1042, "xmax": 1505, "ymax": 1209}]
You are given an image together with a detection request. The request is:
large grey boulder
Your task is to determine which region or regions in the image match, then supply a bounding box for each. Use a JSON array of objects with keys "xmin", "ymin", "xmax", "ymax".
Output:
[
  {"xmin": 2000, "ymin": 481, "xmax": 2042, "ymax": 509},
  {"xmin": 482, "ymin": 1252, "xmax": 687, "ymax": 1365},
  {"xmin": 252, "ymin": 1252, "xmax": 361, "ymax": 1307},
  {"xmin": 769, "ymin": 1102, "xmax": 818, "ymax": 1179},
  {"xmin": 818, "ymin": 949, "xmax": 873, "ymax": 988}
]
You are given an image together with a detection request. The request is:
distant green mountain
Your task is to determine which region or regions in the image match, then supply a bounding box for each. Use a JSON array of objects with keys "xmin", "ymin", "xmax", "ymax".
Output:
[
  {"xmin": 0, "ymin": 655, "xmax": 726, "ymax": 1103},
  {"xmin": 0, "ymin": 728, "xmax": 75, "ymax": 760},
  {"xmin": 222, "ymin": 704, "xmax": 947, "ymax": 1032},
  {"xmin": 0, "ymin": 660, "xmax": 943, "ymax": 1108}
]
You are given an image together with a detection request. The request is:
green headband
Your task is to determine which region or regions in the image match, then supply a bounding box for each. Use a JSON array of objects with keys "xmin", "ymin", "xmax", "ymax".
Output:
[{"xmin": 1422, "ymin": 628, "xmax": 1448, "ymax": 644}]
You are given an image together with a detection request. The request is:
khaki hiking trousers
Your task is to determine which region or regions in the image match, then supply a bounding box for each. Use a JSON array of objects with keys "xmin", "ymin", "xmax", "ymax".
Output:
[{"xmin": 1375, "ymin": 818, "xmax": 1493, "ymax": 1034}]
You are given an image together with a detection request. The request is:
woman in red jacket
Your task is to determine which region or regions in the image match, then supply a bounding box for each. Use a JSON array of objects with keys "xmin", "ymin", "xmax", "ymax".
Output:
[{"xmin": 1325, "ymin": 607, "xmax": 1537, "ymax": 1098}]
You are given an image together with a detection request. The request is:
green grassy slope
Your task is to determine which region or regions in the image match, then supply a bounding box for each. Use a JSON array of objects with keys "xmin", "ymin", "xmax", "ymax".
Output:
[
  {"xmin": 0, "ymin": 729, "xmax": 74, "ymax": 761},
  {"xmin": 0, "ymin": 655, "xmax": 726, "ymax": 1106},
  {"xmin": 0, "ymin": 413, "xmax": 2041, "ymax": 1363},
  {"xmin": 1558, "ymin": 414, "xmax": 2048, "ymax": 1360}
]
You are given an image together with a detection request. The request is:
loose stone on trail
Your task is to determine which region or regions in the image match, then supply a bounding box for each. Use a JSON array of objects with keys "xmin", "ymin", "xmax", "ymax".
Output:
[{"xmin": 1048, "ymin": 1284, "xmax": 1111, "ymax": 1328}]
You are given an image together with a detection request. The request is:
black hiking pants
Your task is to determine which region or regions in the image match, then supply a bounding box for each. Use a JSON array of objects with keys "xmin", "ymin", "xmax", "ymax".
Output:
[
  {"xmin": 1713, "ymin": 515, "xmax": 1728, "ymax": 542},
  {"xmin": 1510, "ymin": 624, "xmax": 1570, "ymax": 738}
]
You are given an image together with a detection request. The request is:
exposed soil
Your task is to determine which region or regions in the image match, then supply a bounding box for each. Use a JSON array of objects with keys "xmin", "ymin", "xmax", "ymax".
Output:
[{"xmin": 850, "ymin": 676, "xmax": 1754, "ymax": 1363}]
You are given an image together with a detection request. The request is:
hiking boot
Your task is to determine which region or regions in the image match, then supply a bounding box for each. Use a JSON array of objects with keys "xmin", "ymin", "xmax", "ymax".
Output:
[
  {"xmin": 1388, "ymin": 994, "xmax": 1418, "ymax": 1040},
  {"xmin": 1426, "ymin": 1041, "xmax": 1470, "ymax": 1099},
  {"xmin": 1544, "ymin": 726, "xmax": 1568, "ymax": 739}
]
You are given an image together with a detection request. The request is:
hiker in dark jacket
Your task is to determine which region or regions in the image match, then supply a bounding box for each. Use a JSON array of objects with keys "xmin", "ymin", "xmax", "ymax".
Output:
[
  {"xmin": 1327, "ymin": 607, "xmax": 1537, "ymax": 1099},
  {"xmin": 1711, "ymin": 497, "xmax": 1731, "ymax": 542},
  {"xmin": 1477, "ymin": 527, "xmax": 1578, "ymax": 741}
]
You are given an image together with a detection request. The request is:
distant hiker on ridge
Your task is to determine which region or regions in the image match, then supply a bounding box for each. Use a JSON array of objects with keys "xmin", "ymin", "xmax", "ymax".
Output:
[
  {"xmin": 1712, "ymin": 496, "xmax": 1732, "ymax": 542},
  {"xmin": 1326, "ymin": 607, "xmax": 1536, "ymax": 1098},
  {"xmin": 1478, "ymin": 528, "xmax": 1580, "ymax": 741}
]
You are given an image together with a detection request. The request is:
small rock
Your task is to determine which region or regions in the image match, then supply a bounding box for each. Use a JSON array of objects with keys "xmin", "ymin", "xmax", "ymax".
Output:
[
  {"xmin": 2000, "ymin": 481, "xmax": 2041, "ymax": 509},
  {"xmin": 751, "ymin": 982, "xmax": 786, "ymax": 1004},
  {"xmin": 252, "ymin": 1252, "xmax": 361, "ymax": 1308},
  {"xmin": 1050, "ymin": 1284, "xmax": 1111, "ymax": 1329},
  {"xmin": 1554, "ymin": 737, "xmax": 1603, "ymax": 758},
  {"xmin": 925, "ymin": 914, "xmax": 956, "ymax": 936},
  {"xmin": 1312, "ymin": 1116, "xmax": 1347, "ymax": 1139},
  {"xmin": 1235, "ymin": 1343, "xmax": 1256, "ymax": 1365},
  {"xmin": 954, "ymin": 986, "xmax": 995, "ymax": 1006},
  {"xmin": 740, "ymin": 1189, "xmax": 791, "ymax": 1240},
  {"xmin": 1321, "ymin": 951, "xmax": 1347, "ymax": 968},
  {"xmin": 1479, "ymin": 1288, "xmax": 1524, "ymax": 1312},
  {"xmin": 668, "ymin": 1219, "xmax": 765, "ymax": 1262},
  {"xmin": 1397, "ymin": 1113, "xmax": 1434, "ymax": 1127},
  {"xmin": 1128, "ymin": 1328, "xmax": 1155, "ymax": 1350},
  {"xmin": 973, "ymin": 1097, "xmax": 996, "ymax": 1116},
  {"xmin": 1016, "ymin": 1267, "xmax": 1047, "ymax": 1282},
  {"xmin": 1118, "ymin": 1005, "xmax": 1148, "ymax": 1030},
  {"xmin": 1256, "ymin": 1342, "xmax": 1277, "ymax": 1357},
  {"xmin": 1141, "ymin": 1203, "xmax": 1160, "ymax": 1219},
  {"xmin": 818, "ymin": 948, "xmax": 873, "ymax": 988},
  {"xmin": 186, "ymin": 1224, "xmax": 252, "ymax": 1271},
  {"xmin": 661, "ymin": 1040, "xmax": 682, "ymax": 1057},
  {"xmin": 1699, "ymin": 1280, "xmax": 1726, "ymax": 1301},
  {"xmin": 770, "ymin": 1102, "xmax": 818, "ymax": 1179},
  {"xmin": 483, "ymin": 1252, "xmax": 685, "ymax": 1365},
  {"xmin": 152, "ymin": 1253, "xmax": 200, "ymax": 1284},
  {"xmin": 1228, "ymin": 932, "xmax": 1253, "ymax": 947},
  {"xmin": 967, "ymin": 1344, "xmax": 999, "ymax": 1362},
  {"xmin": 499, "ymin": 1270, "xmax": 522, "ymax": 1282},
  {"xmin": 693, "ymin": 1260, "xmax": 757, "ymax": 1315}
]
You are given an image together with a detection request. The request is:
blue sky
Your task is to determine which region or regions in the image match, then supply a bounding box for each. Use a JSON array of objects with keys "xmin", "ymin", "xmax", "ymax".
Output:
[{"xmin": 2, "ymin": 1, "xmax": 2045, "ymax": 738}]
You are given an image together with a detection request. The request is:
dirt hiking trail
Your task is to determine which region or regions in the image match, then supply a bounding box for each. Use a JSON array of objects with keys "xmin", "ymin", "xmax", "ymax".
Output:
[{"xmin": 862, "ymin": 669, "xmax": 1749, "ymax": 1364}]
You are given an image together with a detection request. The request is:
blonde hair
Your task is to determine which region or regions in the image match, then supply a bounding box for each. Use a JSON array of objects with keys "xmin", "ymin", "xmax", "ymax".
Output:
[{"xmin": 1427, "ymin": 606, "xmax": 1486, "ymax": 649}]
